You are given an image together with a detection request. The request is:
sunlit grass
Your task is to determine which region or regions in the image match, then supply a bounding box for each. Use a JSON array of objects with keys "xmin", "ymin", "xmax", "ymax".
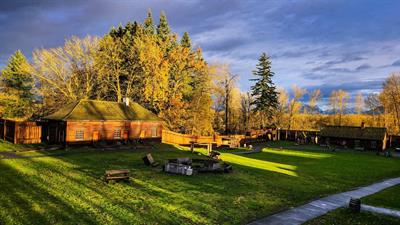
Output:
[
  {"xmin": 1, "ymin": 141, "xmax": 400, "ymax": 224},
  {"xmin": 222, "ymin": 153, "xmax": 298, "ymax": 176}
]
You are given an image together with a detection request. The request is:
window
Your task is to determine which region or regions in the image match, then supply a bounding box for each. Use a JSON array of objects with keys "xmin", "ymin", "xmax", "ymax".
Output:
[
  {"xmin": 113, "ymin": 129, "xmax": 121, "ymax": 139},
  {"xmin": 151, "ymin": 127, "xmax": 157, "ymax": 137},
  {"xmin": 371, "ymin": 141, "xmax": 377, "ymax": 149},
  {"xmin": 75, "ymin": 130, "xmax": 84, "ymax": 140},
  {"xmin": 355, "ymin": 140, "xmax": 360, "ymax": 147}
]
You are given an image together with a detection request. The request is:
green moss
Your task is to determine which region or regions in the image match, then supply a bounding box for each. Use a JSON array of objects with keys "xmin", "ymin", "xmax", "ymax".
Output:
[{"xmin": 44, "ymin": 100, "xmax": 161, "ymax": 121}]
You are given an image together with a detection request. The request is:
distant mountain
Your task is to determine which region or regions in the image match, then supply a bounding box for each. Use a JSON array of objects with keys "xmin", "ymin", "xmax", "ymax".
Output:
[
  {"xmin": 300, "ymin": 104, "xmax": 384, "ymax": 115},
  {"xmin": 363, "ymin": 106, "xmax": 384, "ymax": 115},
  {"xmin": 300, "ymin": 104, "xmax": 323, "ymax": 114}
]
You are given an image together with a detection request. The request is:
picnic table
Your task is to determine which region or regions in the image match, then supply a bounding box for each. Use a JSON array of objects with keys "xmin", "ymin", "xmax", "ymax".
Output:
[{"xmin": 105, "ymin": 169, "xmax": 130, "ymax": 183}]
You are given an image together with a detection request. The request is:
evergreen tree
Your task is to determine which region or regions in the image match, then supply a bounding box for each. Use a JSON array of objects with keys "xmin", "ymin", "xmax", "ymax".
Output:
[
  {"xmin": 250, "ymin": 52, "xmax": 278, "ymax": 121},
  {"xmin": 181, "ymin": 32, "xmax": 192, "ymax": 49},
  {"xmin": 0, "ymin": 50, "xmax": 35, "ymax": 119},
  {"xmin": 157, "ymin": 11, "xmax": 171, "ymax": 41},
  {"xmin": 143, "ymin": 10, "xmax": 155, "ymax": 35}
]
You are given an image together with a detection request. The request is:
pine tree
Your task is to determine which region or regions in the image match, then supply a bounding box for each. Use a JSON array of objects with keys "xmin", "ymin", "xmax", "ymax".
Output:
[
  {"xmin": 157, "ymin": 11, "xmax": 171, "ymax": 41},
  {"xmin": 181, "ymin": 32, "xmax": 192, "ymax": 49},
  {"xmin": 0, "ymin": 50, "xmax": 35, "ymax": 119},
  {"xmin": 143, "ymin": 10, "xmax": 155, "ymax": 35},
  {"xmin": 250, "ymin": 52, "xmax": 278, "ymax": 121}
]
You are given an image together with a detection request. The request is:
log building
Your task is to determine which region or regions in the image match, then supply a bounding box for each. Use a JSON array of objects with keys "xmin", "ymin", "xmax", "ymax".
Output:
[
  {"xmin": 41, "ymin": 99, "xmax": 163, "ymax": 145},
  {"xmin": 320, "ymin": 124, "xmax": 387, "ymax": 151}
]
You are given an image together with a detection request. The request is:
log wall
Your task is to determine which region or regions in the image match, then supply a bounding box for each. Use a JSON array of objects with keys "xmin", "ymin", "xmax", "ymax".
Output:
[
  {"xmin": 65, "ymin": 120, "xmax": 163, "ymax": 143},
  {"xmin": 0, "ymin": 119, "xmax": 41, "ymax": 144}
]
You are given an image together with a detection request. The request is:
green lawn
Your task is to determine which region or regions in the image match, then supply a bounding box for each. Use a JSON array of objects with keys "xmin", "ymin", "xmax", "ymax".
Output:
[
  {"xmin": 305, "ymin": 208, "xmax": 400, "ymax": 225},
  {"xmin": 363, "ymin": 184, "xmax": 400, "ymax": 210},
  {"xmin": 1, "ymin": 141, "xmax": 400, "ymax": 224}
]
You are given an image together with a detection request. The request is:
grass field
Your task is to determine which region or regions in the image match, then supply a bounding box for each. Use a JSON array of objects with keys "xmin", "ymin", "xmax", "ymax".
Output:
[
  {"xmin": 1, "ymin": 141, "xmax": 400, "ymax": 224},
  {"xmin": 306, "ymin": 184, "xmax": 400, "ymax": 224},
  {"xmin": 363, "ymin": 184, "xmax": 400, "ymax": 210},
  {"xmin": 305, "ymin": 208, "xmax": 400, "ymax": 225}
]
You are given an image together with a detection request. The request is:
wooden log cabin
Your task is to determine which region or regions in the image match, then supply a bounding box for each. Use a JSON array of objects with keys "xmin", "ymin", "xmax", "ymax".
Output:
[
  {"xmin": 320, "ymin": 124, "xmax": 387, "ymax": 151},
  {"xmin": 0, "ymin": 119, "xmax": 42, "ymax": 144},
  {"xmin": 41, "ymin": 99, "xmax": 163, "ymax": 145}
]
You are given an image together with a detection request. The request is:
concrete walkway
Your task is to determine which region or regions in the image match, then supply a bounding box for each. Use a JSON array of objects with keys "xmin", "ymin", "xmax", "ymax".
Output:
[
  {"xmin": 248, "ymin": 177, "xmax": 400, "ymax": 225},
  {"xmin": 362, "ymin": 204, "xmax": 400, "ymax": 218}
]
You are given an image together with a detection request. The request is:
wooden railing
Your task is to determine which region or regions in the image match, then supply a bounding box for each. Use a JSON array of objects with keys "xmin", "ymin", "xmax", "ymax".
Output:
[
  {"xmin": 162, "ymin": 130, "xmax": 219, "ymax": 145},
  {"xmin": 162, "ymin": 130, "xmax": 252, "ymax": 147}
]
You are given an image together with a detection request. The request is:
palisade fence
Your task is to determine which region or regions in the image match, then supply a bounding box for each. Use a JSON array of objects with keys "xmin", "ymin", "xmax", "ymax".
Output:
[
  {"xmin": 161, "ymin": 129, "xmax": 219, "ymax": 145},
  {"xmin": 161, "ymin": 129, "xmax": 277, "ymax": 147}
]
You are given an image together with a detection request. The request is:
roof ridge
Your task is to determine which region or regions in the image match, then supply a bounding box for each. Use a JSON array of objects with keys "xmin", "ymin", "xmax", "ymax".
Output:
[{"xmin": 62, "ymin": 100, "xmax": 82, "ymax": 120}]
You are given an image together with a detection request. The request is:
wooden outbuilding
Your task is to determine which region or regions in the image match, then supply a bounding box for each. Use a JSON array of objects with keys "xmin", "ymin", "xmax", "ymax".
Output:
[
  {"xmin": 320, "ymin": 124, "xmax": 387, "ymax": 151},
  {"xmin": 0, "ymin": 119, "xmax": 42, "ymax": 144},
  {"xmin": 41, "ymin": 99, "xmax": 163, "ymax": 145}
]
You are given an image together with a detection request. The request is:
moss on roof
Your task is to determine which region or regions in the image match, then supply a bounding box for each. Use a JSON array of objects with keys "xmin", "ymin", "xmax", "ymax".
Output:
[
  {"xmin": 44, "ymin": 100, "xmax": 161, "ymax": 121},
  {"xmin": 320, "ymin": 125, "xmax": 387, "ymax": 141}
]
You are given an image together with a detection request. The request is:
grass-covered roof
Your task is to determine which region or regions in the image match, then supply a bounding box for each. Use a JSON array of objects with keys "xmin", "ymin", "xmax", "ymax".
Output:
[
  {"xmin": 44, "ymin": 100, "xmax": 161, "ymax": 121},
  {"xmin": 320, "ymin": 125, "xmax": 387, "ymax": 141}
]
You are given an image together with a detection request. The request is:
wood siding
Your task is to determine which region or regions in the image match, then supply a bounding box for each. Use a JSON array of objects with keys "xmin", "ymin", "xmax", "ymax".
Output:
[
  {"xmin": 64, "ymin": 120, "xmax": 163, "ymax": 143},
  {"xmin": 0, "ymin": 119, "xmax": 41, "ymax": 144}
]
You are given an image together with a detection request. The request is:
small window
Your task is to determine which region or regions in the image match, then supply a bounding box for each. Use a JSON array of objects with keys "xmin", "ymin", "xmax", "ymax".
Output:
[
  {"xmin": 113, "ymin": 129, "xmax": 121, "ymax": 139},
  {"xmin": 75, "ymin": 130, "xmax": 84, "ymax": 140},
  {"xmin": 151, "ymin": 127, "xmax": 157, "ymax": 137},
  {"xmin": 355, "ymin": 140, "xmax": 360, "ymax": 147},
  {"xmin": 371, "ymin": 141, "xmax": 377, "ymax": 149}
]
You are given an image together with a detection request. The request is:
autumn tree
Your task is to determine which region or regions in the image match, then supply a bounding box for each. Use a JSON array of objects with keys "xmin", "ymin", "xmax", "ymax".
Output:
[
  {"xmin": 380, "ymin": 73, "xmax": 400, "ymax": 133},
  {"xmin": 365, "ymin": 93, "xmax": 381, "ymax": 116},
  {"xmin": 30, "ymin": 36, "xmax": 100, "ymax": 115},
  {"xmin": 250, "ymin": 52, "xmax": 279, "ymax": 127},
  {"xmin": 308, "ymin": 89, "xmax": 321, "ymax": 114},
  {"xmin": 275, "ymin": 88, "xmax": 288, "ymax": 129},
  {"xmin": 355, "ymin": 92, "xmax": 364, "ymax": 114},
  {"xmin": 211, "ymin": 64, "xmax": 239, "ymax": 134},
  {"xmin": 241, "ymin": 92, "xmax": 253, "ymax": 131},
  {"xmin": 329, "ymin": 89, "xmax": 349, "ymax": 126},
  {"xmin": 287, "ymin": 85, "xmax": 306, "ymax": 134},
  {"xmin": 0, "ymin": 50, "xmax": 35, "ymax": 119},
  {"xmin": 180, "ymin": 32, "xmax": 191, "ymax": 49}
]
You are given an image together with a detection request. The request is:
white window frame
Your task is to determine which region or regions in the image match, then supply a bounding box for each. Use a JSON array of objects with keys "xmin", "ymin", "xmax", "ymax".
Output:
[
  {"xmin": 151, "ymin": 127, "xmax": 157, "ymax": 137},
  {"xmin": 75, "ymin": 130, "xmax": 84, "ymax": 141},
  {"xmin": 113, "ymin": 129, "xmax": 121, "ymax": 139}
]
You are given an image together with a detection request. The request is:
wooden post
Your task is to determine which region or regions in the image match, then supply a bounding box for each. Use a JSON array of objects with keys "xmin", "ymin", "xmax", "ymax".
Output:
[
  {"xmin": 13, "ymin": 122, "xmax": 17, "ymax": 144},
  {"xmin": 3, "ymin": 120, "xmax": 6, "ymax": 141}
]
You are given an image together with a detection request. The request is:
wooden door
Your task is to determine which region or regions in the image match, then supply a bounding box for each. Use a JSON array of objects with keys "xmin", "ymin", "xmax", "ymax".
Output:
[{"xmin": 93, "ymin": 131, "xmax": 99, "ymax": 142}]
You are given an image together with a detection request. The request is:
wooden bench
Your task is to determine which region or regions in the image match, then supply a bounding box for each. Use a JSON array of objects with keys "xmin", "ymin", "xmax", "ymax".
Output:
[
  {"xmin": 105, "ymin": 169, "xmax": 130, "ymax": 183},
  {"xmin": 142, "ymin": 153, "xmax": 159, "ymax": 167}
]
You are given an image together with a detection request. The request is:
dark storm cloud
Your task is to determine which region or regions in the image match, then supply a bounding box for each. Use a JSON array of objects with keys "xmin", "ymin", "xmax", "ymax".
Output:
[{"xmin": 1, "ymin": 0, "xmax": 400, "ymax": 100}]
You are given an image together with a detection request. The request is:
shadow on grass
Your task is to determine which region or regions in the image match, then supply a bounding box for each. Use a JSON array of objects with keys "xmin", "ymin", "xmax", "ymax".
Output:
[{"xmin": 2, "ymin": 143, "xmax": 400, "ymax": 225}]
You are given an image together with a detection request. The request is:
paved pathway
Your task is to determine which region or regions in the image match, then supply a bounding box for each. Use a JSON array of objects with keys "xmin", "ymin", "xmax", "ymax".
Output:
[
  {"xmin": 362, "ymin": 204, "xmax": 400, "ymax": 218},
  {"xmin": 248, "ymin": 177, "xmax": 400, "ymax": 225}
]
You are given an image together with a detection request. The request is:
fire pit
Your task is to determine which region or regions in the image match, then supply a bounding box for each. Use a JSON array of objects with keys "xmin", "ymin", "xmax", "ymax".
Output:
[{"xmin": 163, "ymin": 158, "xmax": 232, "ymax": 175}]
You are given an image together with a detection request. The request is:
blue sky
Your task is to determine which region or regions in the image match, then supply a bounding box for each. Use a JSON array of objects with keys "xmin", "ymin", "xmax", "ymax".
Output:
[{"xmin": 1, "ymin": 0, "xmax": 400, "ymax": 105}]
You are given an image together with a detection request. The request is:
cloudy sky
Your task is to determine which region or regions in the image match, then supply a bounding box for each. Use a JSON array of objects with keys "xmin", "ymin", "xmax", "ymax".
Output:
[{"xmin": 1, "ymin": 0, "xmax": 400, "ymax": 105}]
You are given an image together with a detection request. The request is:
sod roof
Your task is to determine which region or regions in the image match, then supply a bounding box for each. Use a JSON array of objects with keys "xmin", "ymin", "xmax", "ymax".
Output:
[
  {"xmin": 320, "ymin": 125, "xmax": 387, "ymax": 141},
  {"xmin": 44, "ymin": 100, "xmax": 161, "ymax": 121}
]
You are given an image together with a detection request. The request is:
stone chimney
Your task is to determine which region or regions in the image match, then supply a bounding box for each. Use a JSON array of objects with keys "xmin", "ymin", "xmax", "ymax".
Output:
[{"xmin": 123, "ymin": 97, "xmax": 130, "ymax": 106}]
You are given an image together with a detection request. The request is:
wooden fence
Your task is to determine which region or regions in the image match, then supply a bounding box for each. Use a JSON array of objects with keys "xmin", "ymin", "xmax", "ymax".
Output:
[
  {"xmin": 0, "ymin": 119, "xmax": 42, "ymax": 144},
  {"xmin": 162, "ymin": 130, "xmax": 267, "ymax": 147},
  {"xmin": 162, "ymin": 130, "xmax": 219, "ymax": 145}
]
